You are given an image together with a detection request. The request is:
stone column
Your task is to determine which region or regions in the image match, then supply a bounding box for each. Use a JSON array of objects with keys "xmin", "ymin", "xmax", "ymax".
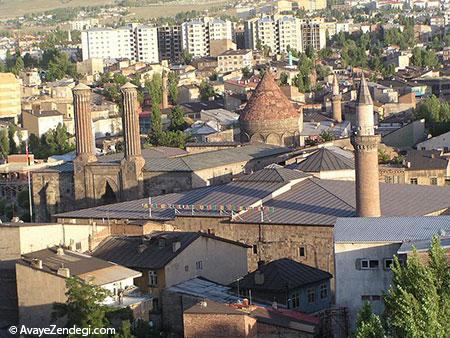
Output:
[
  {"xmin": 73, "ymin": 83, "xmax": 96, "ymax": 162},
  {"xmin": 121, "ymin": 82, "xmax": 142, "ymax": 159}
]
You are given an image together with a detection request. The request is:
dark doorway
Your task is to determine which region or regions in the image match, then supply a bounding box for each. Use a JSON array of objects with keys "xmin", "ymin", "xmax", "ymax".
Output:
[{"xmin": 101, "ymin": 181, "xmax": 117, "ymax": 205}]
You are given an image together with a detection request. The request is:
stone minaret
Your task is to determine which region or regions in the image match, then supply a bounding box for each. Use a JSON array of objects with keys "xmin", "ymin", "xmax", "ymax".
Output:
[
  {"xmin": 73, "ymin": 83, "xmax": 96, "ymax": 205},
  {"xmin": 73, "ymin": 83, "xmax": 96, "ymax": 162},
  {"xmin": 331, "ymin": 73, "xmax": 342, "ymax": 123},
  {"xmin": 162, "ymin": 71, "xmax": 169, "ymax": 110},
  {"xmin": 120, "ymin": 82, "xmax": 144, "ymax": 200},
  {"xmin": 351, "ymin": 74, "xmax": 381, "ymax": 217}
]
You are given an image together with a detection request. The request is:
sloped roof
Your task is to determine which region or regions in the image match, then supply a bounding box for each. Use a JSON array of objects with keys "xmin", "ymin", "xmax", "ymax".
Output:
[
  {"xmin": 334, "ymin": 216, "xmax": 450, "ymax": 243},
  {"xmin": 240, "ymin": 72, "xmax": 299, "ymax": 122},
  {"xmin": 237, "ymin": 165, "xmax": 310, "ymax": 183},
  {"xmin": 397, "ymin": 237, "xmax": 450, "ymax": 254},
  {"xmin": 235, "ymin": 258, "xmax": 332, "ymax": 291},
  {"xmin": 93, "ymin": 232, "xmax": 248, "ymax": 269},
  {"xmin": 289, "ymin": 148, "xmax": 355, "ymax": 172},
  {"xmin": 57, "ymin": 172, "xmax": 450, "ymax": 226}
]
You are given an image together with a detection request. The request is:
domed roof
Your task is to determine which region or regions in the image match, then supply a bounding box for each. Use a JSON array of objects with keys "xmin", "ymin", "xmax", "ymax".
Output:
[{"xmin": 240, "ymin": 71, "xmax": 299, "ymax": 122}]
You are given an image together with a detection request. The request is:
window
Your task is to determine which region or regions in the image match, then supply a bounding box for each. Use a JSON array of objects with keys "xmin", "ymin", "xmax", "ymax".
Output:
[
  {"xmin": 252, "ymin": 245, "xmax": 258, "ymax": 255},
  {"xmin": 430, "ymin": 177, "xmax": 438, "ymax": 185},
  {"xmin": 320, "ymin": 284, "xmax": 328, "ymax": 299},
  {"xmin": 196, "ymin": 261, "xmax": 203, "ymax": 270},
  {"xmin": 299, "ymin": 246, "xmax": 306, "ymax": 258},
  {"xmin": 361, "ymin": 295, "xmax": 371, "ymax": 301},
  {"xmin": 148, "ymin": 270, "xmax": 158, "ymax": 286},
  {"xmin": 291, "ymin": 292, "xmax": 300, "ymax": 308},
  {"xmin": 359, "ymin": 259, "xmax": 379, "ymax": 270},
  {"xmin": 410, "ymin": 178, "xmax": 418, "ymax": 185},
  {"xmin": 185, "ymin": 265, "xmax": 189, "ymax": 272},
  {"xmin": 384, "ymin": 176, "xmax": 392, "ymax": 184},
  {"xmin": 307, "ymin": 289, "xmax": 316, "ymax": 304},
  {"xmin": 384, "ymin": 258, "xmax": 394, "ymax": 270}
]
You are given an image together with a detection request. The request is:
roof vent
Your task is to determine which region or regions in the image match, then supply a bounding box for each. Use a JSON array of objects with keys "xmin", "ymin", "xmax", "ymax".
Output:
[
  {"xmin": 200, "ymin": 300, "xmax": 207, "ymax": 308},
  {"xmin": 56, "ymin": 247, "xmax": 64, "ymax": 256},
  {"xmin": 172, "ymin": 241, "xmax": 181, "ymax": 253},
  {"xmin": 254, "ymin": 271, "xmax": 264, "ymax": 285},
  {"xmin": 137, "ymin": 244, "xmax": 147, "ymax": 253},
  {"xmin": 57, "ymin": 267, "xmax": 70, "ymax": 278},
  {"xmin": 31, "ymin": 259, "xmax": 42, "ymax": 269}
]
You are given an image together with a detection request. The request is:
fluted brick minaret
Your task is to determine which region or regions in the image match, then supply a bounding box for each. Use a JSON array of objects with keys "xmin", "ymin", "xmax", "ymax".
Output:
[
  {"xmin": 162, "ymin": 71, "xmax": 169, "ymax": 110},
  {"xmin": 351, "ymin": 74, "xmax": 381, "ymax": 217},
  {"xmin": 331, "ymin": 73, "xmax": 342, "ymax": 123},
  {"xmin": 73, "ymin": 83, "xmax": 96, "ymax": 163},
  {"xmin": 121, "ymin": 82, "xmax": 143, "ymax": 160},
  {"xmin": 120, "ymin": 82, "xmax": 144, "ymax": 200}
]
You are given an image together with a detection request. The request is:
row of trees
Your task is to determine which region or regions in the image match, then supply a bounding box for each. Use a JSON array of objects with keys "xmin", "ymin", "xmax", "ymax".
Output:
[
  {"xmin": 354, "ymin": 236, "xmax": 450, "ymax": 337},
  {"xmin": 414, "ymin": 95, "xmax": 450, "ymax": 136}
]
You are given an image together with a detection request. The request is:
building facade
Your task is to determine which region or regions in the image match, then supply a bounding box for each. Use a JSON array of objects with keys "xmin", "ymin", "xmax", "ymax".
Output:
[
  {"xmin": 157, "ymin": 25, "xmax": 182, "ymax": 62},
  {"xmin": 82, "ymin": 24, "xmax": 159, "ymax": 63},
  {"xmin": 0, "ymin": 73, "xmax": 21, "ymax": 122}
]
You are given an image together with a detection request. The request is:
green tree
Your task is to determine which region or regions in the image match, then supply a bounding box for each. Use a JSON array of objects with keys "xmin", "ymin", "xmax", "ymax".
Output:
[
  {"xmin": 148, "ymin": 105, "xmax": 163, "ymax": 145},
  {"xmin": 241, "ymin": 66, "xmax": 252, "ymax": 78},
  {"xmin": 354, "ymin": 302, "xmax": 386, "ymax": 338},
  {"xmin": 319, "ymin": 130, "xmax": 334, "ymax": 142},
  {"xmin": 17, "ymin": 189, "xmax": 30, "ymax": 210},
  {"xmin": 52, "ymin": 277, "xmax": 112, "ymax": 334},
  {"xmin": 11, "ymin": 56, "xmax": 24, "ymax": 76},
  {"xmin": 46, "ymin": 52, "xmax": 77, "ymax": 81},
  {"xmin": 199, "ymin": 80, "xmax": 215, "ymax": 101},
  {"xmin": 146, "ymin": 73, "xmax": 163, "ymax": 106},
  {"xmin": 384, "ymin": 236, "xmax": 450, "ymax": 338},
  {"xmin": 279, "ymin": 72, "xmax": 288, "ymax": 85},
  {"xmin": 181, "ymin": 50, "xmax": 193, "ymax": 65},
  {"xmin": 0, "ymin": 129, "xmax": 9, "ymax": 158},
  {"xmin": 169, "ymin": 106, "xmax": 185, "ymax": 131},
  {"xmin": 167, "ymin": 71, "xmax": 179, "ymax": 104}
]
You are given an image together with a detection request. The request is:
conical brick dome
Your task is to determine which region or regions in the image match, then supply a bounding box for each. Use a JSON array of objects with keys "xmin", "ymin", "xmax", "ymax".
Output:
[
  {"xmin": 240, "ymin": 71, "xmax": 299, "ymax": 121},
  {"xmin": 239, "ymin": 71, "xmax": 302, "ymax": 146}
]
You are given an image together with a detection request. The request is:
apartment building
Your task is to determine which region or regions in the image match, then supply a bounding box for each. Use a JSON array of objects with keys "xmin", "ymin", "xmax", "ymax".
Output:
[
  {"xmin": 278, "ymin": 15, "xmax": 302, "ymax": 53},
  {"xmin": 157, "ymin": 25, "xmax": 182, "ymax": 62},
  {"xmin": 181, "ymin": 17, "xmax": 233, "ymax": 57},
  {"xmin": 301, "ymin": 18, "xmax": 328, "ymax": 51},
  {"xmin": 217, "ymin": 49, "xmax": 253, "ymax": 73},
  {"xmin": 81, "ymin": 24, "xmax": 159, "ymax": 63},
  {"xmin": 0, "ymin": 73, "xmax": 21, "ymax": 122}
]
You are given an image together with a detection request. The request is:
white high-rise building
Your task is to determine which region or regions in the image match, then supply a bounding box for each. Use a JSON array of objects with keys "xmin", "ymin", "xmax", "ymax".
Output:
[
  {"xmin": 81, "ymin": 24, "xmax": 159, "ymax": 63},
  {"xmin": 181, "ymin": 17, "xmax": 233, "ymax": 57},
  {"xmin": 244, "ymin": 15, "xmax": 330, "ymax": 54}
]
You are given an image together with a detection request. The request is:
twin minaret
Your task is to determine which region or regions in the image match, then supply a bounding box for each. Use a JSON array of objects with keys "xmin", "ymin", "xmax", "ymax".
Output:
[
  {"xmin": 351, "ymin": 74, "xmax": 381, "ymax": 217},
  {"xmin": 72, "ymin": 81, "xmax": 144, "ymax": 204}
]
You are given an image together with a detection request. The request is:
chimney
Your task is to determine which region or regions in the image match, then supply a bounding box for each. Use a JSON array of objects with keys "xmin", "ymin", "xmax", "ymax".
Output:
[
  {"xmin": 242, "ymin": 298, "xmax": 250, "ymax": 307},
  {"xmin": 56, "ymin": 247, "xmax": 64, "ymax": 256},
  {"xmin": 31, "ymin": 259, "xmax": 42, "ymax": 269},
  {"xmin": 57, "ymin": 267, "xmax": 70, "ymax": 278}
]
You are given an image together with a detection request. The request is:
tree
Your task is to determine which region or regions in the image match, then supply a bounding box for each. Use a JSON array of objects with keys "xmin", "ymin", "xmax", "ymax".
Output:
[
  {"xmin": 167, "ymin": 71, "xmax": 179, "ymax": 104},
  {"xmin": 414, "ymin": 95, "xmax": 450, "ymax": 136},
  {"xmin": 148, "ymin": 105, "xmax": 163, "ymax": 145},
  {"xmin": 169, "ymin": 106, "xmax": 185, "ymax": 131},
  {"xmin": 52, "ymin": 277, "xmax": 111, "ymax": 333},
  {"xmin": 279, "ymin": 72, "xmax": 289, "ymax": 85},
  {"xmin": 0, "ymin": 129, "xmax": 9, "ymax": 159},
  {"xmin": 146, "ymin": 73, "xmax": 163, "ymax": 106},
  {"xmin": 241, "ymin": 66, "xmax": 252, "ymax": 78},
  {"xmin": 46, "ymin": 52, "xmax": 77, "ymax": 81},
  {"xmin": 384, "ymin": 236, "xmax": 450, "ymax": 338},
  {"xmin": 181, "ymin": 50, "xmax": 193, "ymax": 65},
  {"xmin": 354, "ymin": 302, "xmax": 386, "ymax": 338},
  {"xmin": 11, "ymin": 56, "xmax": 24, "ymax": 76},
  {"xmin": 199, "ymin": 80, "xmax": 215, "ymax": 101},
  {"xmin": 319, "ymin": 130, "xmax": 335, "ymax": 142}
]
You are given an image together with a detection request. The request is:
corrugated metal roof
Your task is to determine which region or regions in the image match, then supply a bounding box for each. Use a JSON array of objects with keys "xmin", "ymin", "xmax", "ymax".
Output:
[
  {"xmin": 237, "ymin": 166, "xmax": 311, "ymax": 183},
  {"xmin": 397, "ymin": 237, "xmax": 450, "ymax": 254},
  {"xmin": 334, "ymin": 217, "xmax": 450, "ymax": 243},
  {"xmin": 234, "ymin": 258, "xmax": 332, "ymax": 291},
  {"xmin": 289, "ymin": 148, "xmax": 355, "ymax": 172}
]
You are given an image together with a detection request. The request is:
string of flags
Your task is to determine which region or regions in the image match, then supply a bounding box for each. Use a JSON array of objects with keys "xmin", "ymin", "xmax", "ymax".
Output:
[{"xmin": 142, "ymin": 201, "xmax": 275, "ymax": 213}]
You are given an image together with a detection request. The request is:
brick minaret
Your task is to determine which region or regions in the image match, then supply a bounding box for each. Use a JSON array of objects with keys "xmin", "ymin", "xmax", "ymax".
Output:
[
  {"xmin": 121, "ymin": 82, "xmax": 144, "ymax": 200},
  {"xmin": 73, "ymin": 83, "xmax": 96, "ymax": 205},
  {"xmin": 162, "ymin": 71, "xmax": 169, "ymax": 109},
  {"xmin": 331, "ymin": 73, "xmax": 342, "ymax": 123},
  {"xmin": 351, "ymin": 74, "xmax": 381, "ymax": 217},
  {"xmin": 121, "ymin": 82, "xmax": 143, "ymax": 160},
  {"xmin": 73, "ymin": 83, "xmax": 96, "ymax": 162}
]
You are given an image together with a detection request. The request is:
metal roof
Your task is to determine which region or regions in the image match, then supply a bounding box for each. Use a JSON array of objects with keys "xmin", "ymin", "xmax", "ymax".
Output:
[
  {"xmin": 289, "ymin": 148, "xmax": 355, "ymax": 172},
  {"xmin": 234, "ymin": 258, "xmax": 332, "ymax": 291},
  {"xmin": 334, "ymin": 217, "xmax": 450, "ymax": 243},
  {"xmin": 397, "ymin": 237, "xmax": 450, "ymax": 254},
  {"xmin": 57, "ymin": 171, "xmax": 450, "ymax": 226},
  {"xmin": 237, "ymin": 165, "xmax": 311, "ymax": 183}
]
